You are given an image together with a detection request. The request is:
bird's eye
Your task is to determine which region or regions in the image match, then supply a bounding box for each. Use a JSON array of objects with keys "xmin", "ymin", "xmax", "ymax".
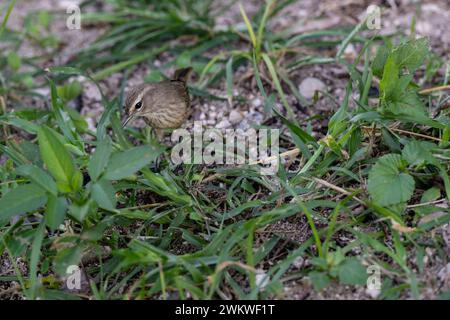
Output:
[{"xmin": 135, "ymin": 101, "xmax": 142, "ymax": 110}]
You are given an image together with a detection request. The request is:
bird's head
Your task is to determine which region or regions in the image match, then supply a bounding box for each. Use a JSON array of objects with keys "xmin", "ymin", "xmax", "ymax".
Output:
[{"xmin": 122, "ymin": 84, "xmax": 155, "ymax": 127}]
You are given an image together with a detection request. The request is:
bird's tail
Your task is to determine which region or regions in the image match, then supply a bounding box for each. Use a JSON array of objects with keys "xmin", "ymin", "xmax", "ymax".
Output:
[{"xmin": 173, "ymin": 67, "xmax": 193, "ymax": 83}]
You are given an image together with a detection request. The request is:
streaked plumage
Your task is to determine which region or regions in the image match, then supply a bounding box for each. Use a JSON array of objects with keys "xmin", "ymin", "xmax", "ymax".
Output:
[{"xmin": 122, "ymin": 67, "xmax": 192, "ymax": 132}]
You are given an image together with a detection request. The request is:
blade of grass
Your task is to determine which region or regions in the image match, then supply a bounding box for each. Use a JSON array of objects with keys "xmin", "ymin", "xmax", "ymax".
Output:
[
  {"xmin": 0, "ymin": 0, "xmax": 16, "ymax": 37},
  {"xmin": 262, "ymin": 53, "xmax": 296, "ymax": 119},
  {"xmin": 239, "ymin": 3, "xmax": 257, "ymax": 49},
  {"xmin": 29, "ymin": 221, "xmax": 45, "ymax": 299}
]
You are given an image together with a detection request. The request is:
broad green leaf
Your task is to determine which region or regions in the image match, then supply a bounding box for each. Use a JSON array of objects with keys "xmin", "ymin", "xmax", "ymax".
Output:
[
  {"xmin": 395, "ymin": 74, "xmax": 414, "ymax": 95},
  {"xmin": 38, "ymin": 126, "xmax": 79, "ymax": 192},
  {"xmin": 308, "ymin": 271, "xmax": 330, "ymax": 291},
  {"xmin": 402, "ymin": 140, "xmax": 437, "ymax": 166},
  {"xmin": 392, "ymin": 38, "xmax": 429, "ymax": 73},
  {"xmin": 421, "ymin": 187, "xmax": 441, "ymax": 203},
  {"xmin": 0, "ymin": 184, "xmax": 47, "ymax": 221},
  {"xmin": 383, "ymin": 90, "xmax": 426, "ymax": 117},
  {"xmin": 338, "ymin": 258, "xmax": 367, "ymax": 285},
  {"xmin": 104, "ymin": 145, "xmax": 163, "ymax": 180},
  {"xmin": 16, "ymin": 164, "xmax": 57, "ymax": 196},
  {"xmin": 415, "ymin": 186, "xmax": 441, "ymax": 216},
  {"xmin": 91, "ymin": 179, "xmax": 116, "ymax": 211},
  {"xmin": 45, "ymin": 195, "xmax": 68, "ymax": 230},
  {"xmin": 88, "ymin": 138, "xmax": 112, "ymax": 181},
  {"xmin": 368, "ymin": 154, "xmax": 415, "ymax": 206}
]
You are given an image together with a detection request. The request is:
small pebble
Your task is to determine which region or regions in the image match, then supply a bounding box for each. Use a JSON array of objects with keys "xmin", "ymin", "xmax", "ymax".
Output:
[
  {"xmin": 229, "ymin": 109, "xmax": 243, "ymax": 125},
  {"xmin": 298, "ymin": 77, "xmax": 326, "ymax": 99},
  {"xmin": 216, "ymin": 119, "xmax": 231, "ymax": 129},
  {"xmin": 252, "ymin": 98, "xmax": 262, "ymax": 107}
]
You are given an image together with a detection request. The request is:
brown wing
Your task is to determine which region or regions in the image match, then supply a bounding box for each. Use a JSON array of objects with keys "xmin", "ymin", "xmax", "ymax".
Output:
[{"xmin": 144, "ymin": 81, "xmax": 190, "ymax": 129}]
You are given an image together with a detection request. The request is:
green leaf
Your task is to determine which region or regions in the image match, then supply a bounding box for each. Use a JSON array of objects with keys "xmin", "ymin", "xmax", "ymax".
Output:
[
  {"xmin": 379, "ymin": 56, "xmax": 399, "ymax": 101},
  {"xmin": 57, "ymin": 81, "xmax": 82, "ymax": 101},
  {"xmin": 48, "ymin": 78, "xmax": 77, "ymax": 144},
  {"xmin": 383, "ymin": 90, "xmax": 426, "ymax": 118},
  {"xmin": 91, "ymin": 179, "xmax": 116, "ymax": 211},
  {"xmin": 308, "ymin": 271, "xmax": 331, "ymax": 291},
  {"xmin": 7, "ymin": 51, "xmax": 21, "ymax": 71},
  {"xmin": 65, "ymin": 107, "xmax": 88, "ymax": 133},
  {"xmin": 0, "ymin": 184, "xmax": 47, "ymax": 221},
  {"xmin": 262, "ymin": 53, "xmax": 296, "ymax": 119},
  {"xmin": 88, "ymin": 138, "xmax": 112, "ymax": 181},
  {"xmin": 381, "ymin": 110, "xmax": 445, "ymax": 129},
  {"xmin": 0, "ymin": 0, "xmax": 16, "ymax": 38},
  {"xmin": 47, "ymin": 66, "xmax": 85, "ymax": 75},
  {"xmin": 368, "ymin": 154, "xmax": 415, "ymax": 206},
  {"xmin": 392, "ymin": 38, "xmax": 429, "ymax": 73},
  {"xmin": 104, "ymin": 145, "xmax": 163, "ymax": 180},
  {"xmin": 372, "ymin": 44, "xmax": 390, "ymax": 77},
  {"xmin": 81, "ymin": 219, "xmax": 111, "ymax": 241},
  {"xmin": 338, "ymin": 258, "xmax": 367, "ymax": 285},
  {"xmin": 439, "ymin": 168, "xmax": 450, "ymax": 202},
  {"xmin": 225, "ymin": 56, "xmax": 234, "ymax": 107},
  {"xmin": 70, "ymin": 170, "xmax": 83, "ymax": 192},
  {"xmin": 239, "ymin": 3, "xmax": 257, "ymax": 49},
  {"xmin": 54, "ymin": 245, "xmax": 84, "ymax": 276},
  {"xmin": 378, "ymin": 38, "xmax": 429, "ymax": 121},
  {"xmin": 16, "ymin": 164, "xmax": 57, "ymax": 196},
  {"xmin": 29, "ymin": 221, "xmax": 46, "ymax": 298},
  {"xmin": 69, "ymin": 200, "xmax": 92, "ymax": 223},
  {"xmin": 38, "ymin": 126, "xmax": 79, "ymax": 192},
  {"xmin": 273, "ymin": 106, "xmax": 315, "ymax": 144},
  {"xmin": 328, "ymin": 82, "xmax": 351, "ymax": 137},
  {"xmin": 402, "ymin": 140, "xmax": 437, "ymax": 166},
  {"xmin": 421, "ymin": 187, "xmax": 441, "ymax": 203},
  {"xmin": 175, "ymin": 51, "xmax": 192, "ymax": 68},
  {"xmin": 45, "ymin": 195, "xmax": 68, "ymax": 230},
  {"xmin": 145, "ymin": 70, "xmax": 164, "ymax": 83}
]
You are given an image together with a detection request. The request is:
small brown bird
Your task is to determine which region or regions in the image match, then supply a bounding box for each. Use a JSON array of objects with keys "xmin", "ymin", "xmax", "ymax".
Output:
[{"xmin": 122, "ymin": 67, "xmax": 193, "ymax": 139}]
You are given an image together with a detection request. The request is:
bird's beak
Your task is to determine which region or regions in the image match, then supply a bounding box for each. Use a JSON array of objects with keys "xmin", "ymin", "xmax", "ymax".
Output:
[{"xmin": 122, "ymin": 114, "xmax": 133, "ymax": 128}]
